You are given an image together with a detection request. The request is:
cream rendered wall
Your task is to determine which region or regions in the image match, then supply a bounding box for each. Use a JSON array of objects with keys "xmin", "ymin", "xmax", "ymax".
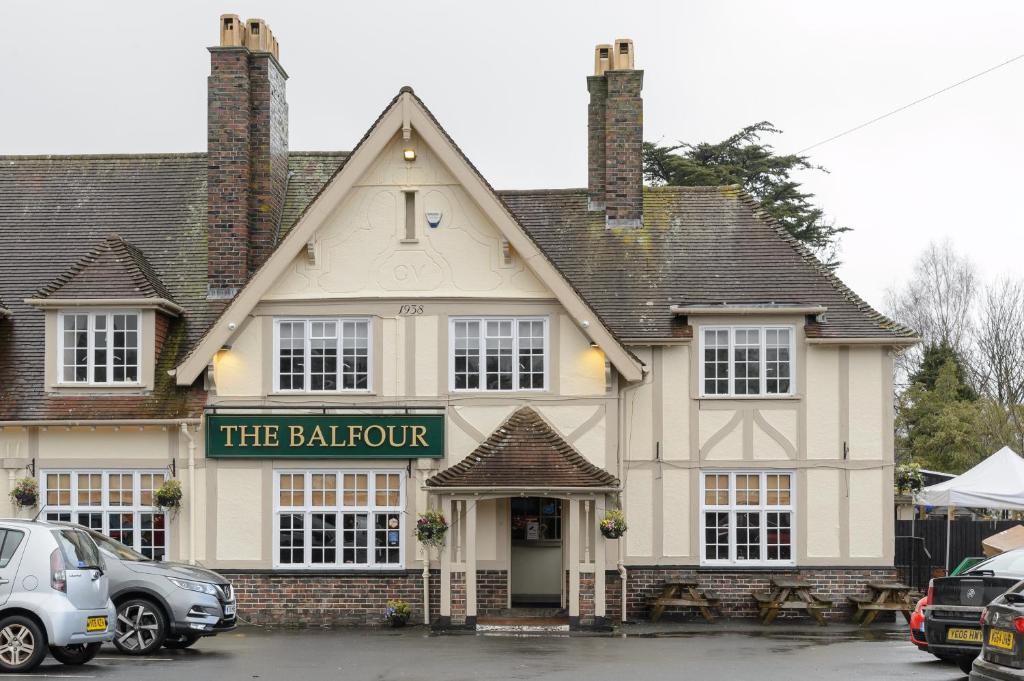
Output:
[
  {"xmin": 849, "ymin": 468, "xmax": 885, "ymax": 558},
  {"xmin": 36, "ymin": 427, "xmax": 170, "ymax": 461},
  {"xmin": 849, "ymin": 347, "xmax": 885, "ymax": 460},
  {"xmin": 216, "ymin": 467, "xmax": 263, "ymax": 561},
  {"xmin": 214, "ymin": 314, "xmax": 262, "ymax": 397},
  {"xmin": 560, "ymin": 314, "xmax": 607, "ymax": 396},
  {"xmin": 625, "ymin": 468, "xmax": 654, "ymax": 557},
  {"xmin": 806, "ymin": 346, "xmax": 841, "ymax": 459},
  {"xmin": 662, "ymin": 468, "xmax": 691, "ymax": 557},
  {"xmin": 805, "ymin": 469, "xmax": 841, "ymax": 558},
  {"xmin": 661, "ymin": 345, "xmax": 690, "ymax": 461}
]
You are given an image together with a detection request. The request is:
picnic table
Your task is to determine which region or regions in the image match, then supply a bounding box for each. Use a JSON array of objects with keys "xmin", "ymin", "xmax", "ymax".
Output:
[
  {"xmin": 649, "ymin": 579, "xmax": 721, "ymax": 623},
  {"xmin": 848, "ymin": 581, "xmax": 915, "ymax": 626},
  {"xmin": 752, "ymin": 577, "xmax": 833, "ymax": 625}
]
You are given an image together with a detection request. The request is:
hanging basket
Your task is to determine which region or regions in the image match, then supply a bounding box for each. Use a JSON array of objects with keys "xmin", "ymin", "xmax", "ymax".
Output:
[
  {"xmin": 154, "ymin": 479, "xmax": 183, "ymax": 513},
  {"xmin": 415, "ymin": 510, "xmax": 448, "ymax": 548},
  {"xmin": 9, "ymin": 478, "xmax": 37, "ymax": 509},
  {"xmin": 599, "ymin": 509, "xmax": 627, "ymax": 539}
]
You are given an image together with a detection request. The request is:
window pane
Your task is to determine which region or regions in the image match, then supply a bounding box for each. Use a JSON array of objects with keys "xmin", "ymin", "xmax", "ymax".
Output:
[
  {"xmin": 735, "ymin": 474, "xmax": 760, "ymax": 506},
  {"xmin": 342, "ymin": 474, "xmax": 368, "ymax": 507},
  {"xmin": 77, "ymin": 474, "xmax": 102, "ymax": 506},
  {"xmin": 108, "ymin": 512, "xmax": 135, "ymax": 549},
  {"xmin": 517, "ymin": 320, "xmax": 545, "ymax": 389},
  {"xmin": 108, "ymin": 473, "xmax": 134, "ymax": 506},
  {"xmin": 111, "ymin": 314, "xmax": 139, "ymax": 383},
  {"xmin": 312, "ymin": 474, "xmax": 337, "ymax": 507},
  {"xmin": 375, "ymin": 473, "xmax": 400, "ymax": 507},
  {"xmin": 279, "ymin": 473, "xmax": 305, "ymax": 507},
  {"xmin": 733, "ymin": 329, "xmax": 761, "ymax": 395},
  {"xmin": 703, "ymin": 474, "xmax": 729, "ymax": 506},
  {"xmin": 765, "ymin": 328, "xmax": 792, "ymax": 394},
  {"xmin": 485, "ymin": 320, "xmax": 514, "ymax": 390},
  {"xmin": 703, "ymin": 329, "xmax": 729, "ymax": 395},
  {"xmin": 310, "ymin": 321, "xmax": 338, "ymax": 391},
  {"xmin": 279, "ymin": 513, "xmax": 305, "ymax": 565},
  {"xmin": 278, "ymin": 321, "xmax": 306, "ymax": 390},
  {"xmin": 139, "ymin": 473, "xmax": 164, "ymax": 507},
  {"xmin": 341, "ymin": 512, "xmax": 368, "ymax": 564},
  {"xmin": 736, "ymin": 512, "xmax": 761, "ymax": 560},
  {"xmin": 139, "ymin": 513, "xmax": 166, "ymax": 560},
  {"xmin": 767, "ymin": 511, "xmax": 792, "ymax": 561},
  {"xmin": 374, "ymin": 513, "xmax": 401, "ymax": 564},
  {"xmin": 766, "ymin": 474, "xmax": 791, "ymax": 506},
  {"xmin": 453, "ymin": 321, "xmax": 481, "ymax": 390},
  {"xmin": 339, "ymin": 320, "xmax": 369, "ymax": 390},
  {"xmin": 62, "ymin": 315, "xmax": 89, "ymax": 383},
  {"xmin": 47, "ymin": 473, "xmax": 72, "ymax": 506},
  {"xmin": 704, "ymin": 512, "xmax": 729, "ymax": 560},
  {"xmin": 311, "ymin": 513, "xmax": 337, "ymax": 564}
]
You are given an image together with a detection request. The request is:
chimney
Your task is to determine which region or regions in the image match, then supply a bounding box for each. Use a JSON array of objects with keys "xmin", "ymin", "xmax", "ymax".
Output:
[
  {"xmin": 587, "ymin": 38, "xmax": 643, "ymax": 228},
  {"xmin": 207, "ymin": 14, "xmax": 289, "ymax": 299}
]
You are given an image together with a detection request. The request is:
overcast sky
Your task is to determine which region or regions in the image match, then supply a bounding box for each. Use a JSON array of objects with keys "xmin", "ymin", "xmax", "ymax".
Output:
[{"xmin": 3, "ymin": 0, "xmax": 1021, "ymax": 313}]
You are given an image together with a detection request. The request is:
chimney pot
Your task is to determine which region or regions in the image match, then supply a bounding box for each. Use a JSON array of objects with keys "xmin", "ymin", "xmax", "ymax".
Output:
[
  {"xmin": 593, "ymin": 44, "xmax": 613, "ymax": 76},
  {"xmin": 612, "ymin": 38, "xmax": 635, "ymax": 70},
  {"xmin": 245, "ymin": 18, "xmax": 271, "ymax": 52},
  {"xmin": 219, "ymin": 14, "xmax": 245, "ymax": 47}
]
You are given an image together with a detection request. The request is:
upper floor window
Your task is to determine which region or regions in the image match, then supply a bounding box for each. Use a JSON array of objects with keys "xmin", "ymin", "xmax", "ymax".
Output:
[
  {"xmin": 450, "ymin": 317, "xmax": 547, "ymax": 391},
  {"xmin": 274, "ymin": 318, "xmax": 371, "ymax": 393},
  {"xmin": 700, "ymin": 326, "xmax": 793, "ymax": 397},
  {"xmin": 58, "ymin": 311, "xmax": 140, "ymax": 384}
]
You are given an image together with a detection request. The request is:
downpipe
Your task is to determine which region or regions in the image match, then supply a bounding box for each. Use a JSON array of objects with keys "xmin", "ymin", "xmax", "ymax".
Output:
[
  {"xmin": 179, "ymin": 422, "xmax": 197, "ymax": 565},
  {"xmin": 616, "ymin": 367, "xmax": 649, "ymax": 624}
]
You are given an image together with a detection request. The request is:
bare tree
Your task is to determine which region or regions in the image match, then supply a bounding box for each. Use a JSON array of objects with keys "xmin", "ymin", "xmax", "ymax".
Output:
[
  {"xmin": 886, "ymin": 240, "xmax": 978, "ymax": 378},
  {"xmin": 974, "ymin": 277, "xmax": 1024, "ymax": 406}
]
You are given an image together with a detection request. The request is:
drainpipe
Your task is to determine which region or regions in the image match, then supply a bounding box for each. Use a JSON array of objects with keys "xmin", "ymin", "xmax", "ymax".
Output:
[
  {"xmin": 422, "ymin": 548, "xmax": 430, "ymax": 625},
  {"xmin": 616, "ymin": 370, "xmax": 648, "ymax": 624},
  {"xmin": 179, "ymin": 423, "xmax": 197, "ymax": 565}
]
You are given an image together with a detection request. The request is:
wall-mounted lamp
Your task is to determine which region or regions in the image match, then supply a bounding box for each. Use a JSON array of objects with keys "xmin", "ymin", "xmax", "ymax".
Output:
[
  {"xmin": 220, "ymin": 344, "xmax": 232, "ymax": 352},
  {"xmin": 403, "ymin": 148, "xmax": 417, "ymax": 162},
  {"xmin": 589, "ymin": 341, "xmax": 599, "ymax": 348}
]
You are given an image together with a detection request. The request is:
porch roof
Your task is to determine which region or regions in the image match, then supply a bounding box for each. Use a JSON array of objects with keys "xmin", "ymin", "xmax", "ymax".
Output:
[{"xmin": 425, "ymin": 407, "xmax": 619, "ymax": 491}]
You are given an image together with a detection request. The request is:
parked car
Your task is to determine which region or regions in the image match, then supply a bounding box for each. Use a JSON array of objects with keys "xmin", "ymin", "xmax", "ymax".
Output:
[
  {"xmin": 60, "ymin": 524, "xmax": 236, "ymax": 654},
  {"xmin": 0, "ymin": 519, "xmax": 115, "ymax": 672},
  {"xmin": 910, "ymin": 594, "xmax": 931, "ymax": 653},
  {"xmin": 925, "ymin": 549, "xmax": 1024, "ymax": 674},
  {"xmin": 972, "ymin": 582, "xmax": 1024, "ymax": 680}
]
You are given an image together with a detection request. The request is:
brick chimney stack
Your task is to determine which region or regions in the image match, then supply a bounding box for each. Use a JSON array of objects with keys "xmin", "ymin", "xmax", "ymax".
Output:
[
  {"xmin": 207, "ymin": 14, "xmax": 289, "ymax": 299},
  {"xmin": 587, "ymin": 39, "xmax": 643, "ymax": 228}
]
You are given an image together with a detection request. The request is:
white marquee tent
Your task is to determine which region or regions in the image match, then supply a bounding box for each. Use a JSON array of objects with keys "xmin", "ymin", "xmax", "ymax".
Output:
[{"xmin": 915, "ymin": 446, "xmax": 1024, "ymax": 569}]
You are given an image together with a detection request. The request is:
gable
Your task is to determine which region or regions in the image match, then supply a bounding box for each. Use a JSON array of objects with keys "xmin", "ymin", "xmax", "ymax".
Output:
[
  {"xmin": 175, "ymin": 90, "xmax": 643, "ymax": 385},
  {"xmin": 266, "ymin": 132, "xmax": 551, "ymax": 300}
]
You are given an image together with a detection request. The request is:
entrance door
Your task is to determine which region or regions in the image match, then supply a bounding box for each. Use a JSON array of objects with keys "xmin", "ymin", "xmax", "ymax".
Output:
[{"xmin": 510, "ymin": 497, "xmax": 562, "ymax": 607}]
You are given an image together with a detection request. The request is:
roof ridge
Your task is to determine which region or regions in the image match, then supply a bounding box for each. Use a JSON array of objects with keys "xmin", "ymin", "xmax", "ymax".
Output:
[
  {"xmin": 730, "ymin": 189, "xmax": 916, "ymax": 338},
  {"xmin": 0, "ymin": 152, "xmax": 208, "ymax": 161}
]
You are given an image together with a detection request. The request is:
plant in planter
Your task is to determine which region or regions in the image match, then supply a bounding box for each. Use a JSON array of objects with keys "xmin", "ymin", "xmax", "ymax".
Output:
[
  {"xmin": 9, "ymin": 477, "xmax": 37, "ymax": 509},
  {"xmin": 415, "ymin": 510, "xmax": 448, "ymax": 548},
  {"xmin": 896, "ymin": 462, "xmax": 925, "ymax": 496},
  {"xmin": 154, "ymin": 479, "xmax": 183, "ymax": 513},
  {"xmin": 599, "ymin": 509, "xmax": 627, "ymax": 539},
  {"xmin": 384, "ymin": 599, "xmax": 411, "ymax": 627}
]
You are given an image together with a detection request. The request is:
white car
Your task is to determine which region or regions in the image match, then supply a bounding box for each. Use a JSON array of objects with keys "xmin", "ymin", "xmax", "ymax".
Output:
[{"xmin": 0, "ymin": 519, "xmax": 115, "ymax": 672}]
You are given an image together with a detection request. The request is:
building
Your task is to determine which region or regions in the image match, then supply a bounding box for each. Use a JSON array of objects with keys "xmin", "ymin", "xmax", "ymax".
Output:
[{"xmin": 0, "ymin": 16, "xmax": 918, "ymax": 628}]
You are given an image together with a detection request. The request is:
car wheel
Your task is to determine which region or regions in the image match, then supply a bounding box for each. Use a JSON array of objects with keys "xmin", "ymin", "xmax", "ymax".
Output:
[
  {"xmin": 114, "ymin": 598, "xmax": 167, "ymax": 655},
  {"xmin": 957, "ymin": 654, "xmax": 977, "ymax": 675},
  {"xmin": 0, "ymin": 615, "xmax": 47, "ymax": 673},
  {"xmin": 163, "ymin": 634, "xmax": 202, "ymax": 650},
  {"xmin": 49, "ymin": 642, "xmax": 102, "ymax": 665}
]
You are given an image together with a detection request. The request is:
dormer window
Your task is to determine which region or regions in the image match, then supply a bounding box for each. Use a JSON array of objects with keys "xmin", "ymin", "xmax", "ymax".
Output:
[{"xmin": 59, "ymin": 311, "xmax": 140, "ymax": 384}]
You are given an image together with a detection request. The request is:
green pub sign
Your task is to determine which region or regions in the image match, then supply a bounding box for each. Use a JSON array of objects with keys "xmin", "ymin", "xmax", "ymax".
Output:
[{"xmin": 205, "ymin": 414, "xmax": 445, "ymax": 459}]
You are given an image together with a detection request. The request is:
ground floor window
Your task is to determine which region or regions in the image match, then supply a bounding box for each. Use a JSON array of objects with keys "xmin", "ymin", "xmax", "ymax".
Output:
[
  {"xmin": 40, "ymin": 470, "xmax": 167, "ymax": 560},
  {"xmin": 274, "ymin": 470, "xmax": 404, "ymax": 569},
  {"xmin": 700, "ymin": 471, "xmax": 794, "ymax": 566}
]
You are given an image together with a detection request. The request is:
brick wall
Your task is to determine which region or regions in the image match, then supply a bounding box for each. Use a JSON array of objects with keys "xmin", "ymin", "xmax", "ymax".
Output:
[
  {"xmin": 615, "ymin": 567, "xmax": 899, "ymax": 622},
  {"xmin": 586, "ymin": 75, "xmax": 608, "ymax": 209},
  {"xmin": 246, "ymin": 52, "xmax": 288, "ymax": 273},
  {"xmin": 604, "ymin": 69, "xmax": 644, "ymax": 226},
  {"xmin": 477, "ymin": 569, "xmax": 507, "ymax": 615}
]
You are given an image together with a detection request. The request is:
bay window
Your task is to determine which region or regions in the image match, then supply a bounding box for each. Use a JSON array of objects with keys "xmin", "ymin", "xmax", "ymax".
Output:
[
  {"xmin": 274, "ymin": 470, "xmax": 403, "ymax": 569},
  {"xmin": 58, "ymin": 311, "xmax": 140, "ymax": 384},
  {"xmin": 450, "ymin": 317, "xmax": 547, "ymax": 391},
  {"xmin": 274, "ymin": 318, "xmax": 371, "ymax": 392},
  {"xmin": 700, "ymin": 471, "xmax": 794, "ymax": 565},
  {"xmin": 41, "ymin": 470, "xmax": 167, "ymax": 560},
  {"xmin": 700, "ymin": 326, "xmax": 794, "ymax": 396}
]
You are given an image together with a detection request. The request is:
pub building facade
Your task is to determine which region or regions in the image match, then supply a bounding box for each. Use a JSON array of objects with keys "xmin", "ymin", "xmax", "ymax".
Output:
[{"xmin": 0, "ymin": 16, "xmax": 918, "ymax": 628}]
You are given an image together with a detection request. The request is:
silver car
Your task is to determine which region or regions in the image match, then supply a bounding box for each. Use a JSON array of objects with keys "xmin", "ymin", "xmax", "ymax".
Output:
[
  {"xmin": 65, "ymin": 525, "xmax": 236, "ymax": 654},
  {"xmin": 0, "ymin": 519, "xmax": 115, "ymax": 672}
]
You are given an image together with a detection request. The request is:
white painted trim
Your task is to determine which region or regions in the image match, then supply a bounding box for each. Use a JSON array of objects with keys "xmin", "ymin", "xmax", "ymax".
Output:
[
  {"xmin": 698, "ymin": 470, "xmax": 796, "ymax": 568},
  {"xmin": 805, "ymin": 336, "xmax": 920, "ymax": 346},
  {"xmin": 173, "ymin": 92, "xmax": 642, "ymax": 385},
  {"xmin": 697, "ymin": 325, "xmax": 796, "ymax": 398},
  {"xmin": 27, "ymin": 297, "xmax": 183, "ymax": 316},
  {"xmin": 56, "ymin": 310, "xmax": 142, "ymax": 388},
  {"xmin": 671, "ymin": 305, "xmax": 826, "ymax": 316},
  {"xmin": 447, "ymin": 316, "xmax": 549, "ymax": 393},
  {"xmin": 271, "ymin": 469, "xmax": 405, "ymax": 570}
]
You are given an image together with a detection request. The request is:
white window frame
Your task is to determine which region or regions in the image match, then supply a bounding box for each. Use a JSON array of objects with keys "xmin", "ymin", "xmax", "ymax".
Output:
[
  {"xmin": 272, "ymin": 470, "xmax": 405, "ymax": 570},
  {"xmin": 39, "ymin": 469, "xmax": 169, "ymax": 560},
  {"xmin": 448, "ymin": 316, "xmax": 549, "ymax": 392},
  {"xmin": 272, "ymin": 317, "xmax": 373, "ymax": 394},
  {"xmin": 56, "ymin": 310, "xmax": 142, "ymax": 386},
  {"xmin": 699, "ymin": 470, "xmax": 796, "ymax": 567},
  {"xmin": 698, "ymin": 325, "xmax": 796, "ymax": 397}
]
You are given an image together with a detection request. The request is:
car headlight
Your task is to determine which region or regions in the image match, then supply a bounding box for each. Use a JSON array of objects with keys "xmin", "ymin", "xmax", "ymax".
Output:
[{"xmin": 167, "ymin": 577, "xmax": 219, "ymax": 596}]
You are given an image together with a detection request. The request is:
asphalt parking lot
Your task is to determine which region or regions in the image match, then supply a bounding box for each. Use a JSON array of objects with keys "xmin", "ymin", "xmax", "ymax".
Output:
[{"xmin": 24, "ymin": 624, "xmax": 974, "ymax": 681}]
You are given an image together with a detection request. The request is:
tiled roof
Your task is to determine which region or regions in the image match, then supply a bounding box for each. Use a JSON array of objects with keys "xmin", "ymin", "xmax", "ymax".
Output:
[
  {"xmin": 0, "ymin": 152, "xmax": 346, "ymax": 421},
  {"xmin": 426, "ymin": 407, "xmax": 620, "ymax": 489},
  {"xmin": 499, "ymin": 186, "xmax": 916, "ymax": 341},
  {"xmin": 35, "ymin": 234, "xmax": 177, "ymax": 303}
]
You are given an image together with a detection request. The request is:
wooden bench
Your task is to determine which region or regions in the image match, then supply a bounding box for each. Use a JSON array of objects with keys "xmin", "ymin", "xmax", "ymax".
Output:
[
  {"xmin": 753, "ymin": 577, "xmax": 833, "ymax": 626},
  {"xmin": 650, "ymin": 580, "xmax": 721, "ymax": 623},
  {"xmin": 848, "ymin": 581, "xmax": 915, "ymax": 626}
]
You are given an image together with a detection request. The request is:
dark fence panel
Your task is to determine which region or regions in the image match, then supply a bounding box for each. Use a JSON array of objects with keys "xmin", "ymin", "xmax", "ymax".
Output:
[{"xmin": 895, "ymin": 518, "xmax": 1020, "ymax": 591}]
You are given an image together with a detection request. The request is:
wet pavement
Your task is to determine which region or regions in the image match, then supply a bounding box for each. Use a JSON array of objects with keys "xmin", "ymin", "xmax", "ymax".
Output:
[{"xmin": 30, "ymin": 623, "xmax": 971, "ymax": 680}]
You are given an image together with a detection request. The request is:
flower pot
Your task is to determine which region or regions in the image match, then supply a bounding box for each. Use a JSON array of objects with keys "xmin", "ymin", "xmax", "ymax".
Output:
[
  {"xmin": 12, "ymin": 490, "xmax": 36, "ymax": 508},
  {"xmin": 388, "ymin": 616, "xmax": 408, "ymax": 628},
  {"xmin": 600, "ymin": 527, "xmax": 624, "ymax": 540}
]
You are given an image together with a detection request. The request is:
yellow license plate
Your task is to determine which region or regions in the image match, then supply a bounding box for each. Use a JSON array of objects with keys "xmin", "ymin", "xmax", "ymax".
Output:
[
  {"xmin": 947, "ymin": 627, "xmax": 983, "ymax": 643},
  {"xmin": 989, "ymin": 628, "xmax": 1016, "ymax": 650},
  {"xmin": 86, "ymin": 616, "xmax": 107, "ymax": 632}
]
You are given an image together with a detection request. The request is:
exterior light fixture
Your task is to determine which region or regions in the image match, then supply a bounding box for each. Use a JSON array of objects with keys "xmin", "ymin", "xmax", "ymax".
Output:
[
  {"xmin": 589, "ymin": 341, "xmax": 599, "ymax": 348},
  {"xmin": 403, "ymin": 148, "xmax": 416, "ymax": 162}
]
